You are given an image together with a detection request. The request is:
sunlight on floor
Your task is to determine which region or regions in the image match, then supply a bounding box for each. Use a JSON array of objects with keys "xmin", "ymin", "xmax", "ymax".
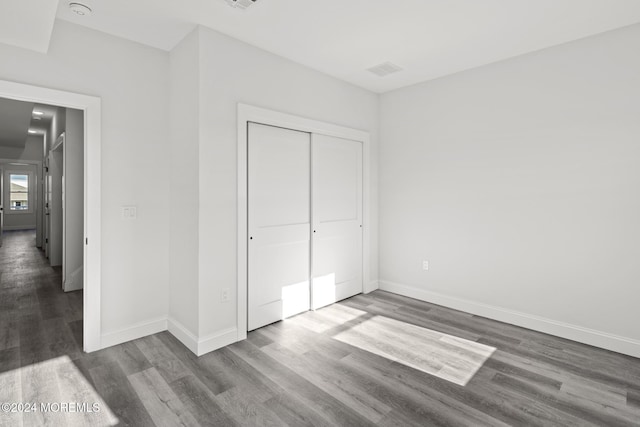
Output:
[
  {"xmin": 333, "ymin": 315, "xmax": 496, "ymax": 386},
  {"xmin": 289, "ymin": 303, "xmax": 368, "ymax": 333},
  {"xmin": 0, "ymin": 355, "xmax": 119, "ymax": 426}
]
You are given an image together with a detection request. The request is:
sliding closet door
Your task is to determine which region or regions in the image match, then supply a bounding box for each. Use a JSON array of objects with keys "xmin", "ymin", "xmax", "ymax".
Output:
[
  {"xmin": 248, "ymin": 123, "xmax": 311, "ymax": 331},
  {"xmin": 312, "ymin": 134, "xmax": 363, "ymax": 310}
]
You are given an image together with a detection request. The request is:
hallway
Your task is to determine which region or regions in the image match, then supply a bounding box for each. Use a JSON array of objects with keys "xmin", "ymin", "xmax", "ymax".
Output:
[
  {"xmin": 0, "ymin": 230, "xmax": 83, "ymax": 360},
  {"xmin": 0, "ymin": 230, "xmax": 106, "ymax": 425}
]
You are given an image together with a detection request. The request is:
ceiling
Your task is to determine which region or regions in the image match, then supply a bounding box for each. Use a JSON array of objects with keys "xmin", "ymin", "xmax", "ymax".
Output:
[
  {"xmin": 0, "ymin": 0, "xmax": 58, "ymax": 53},
  {"xmin": 0, "ymin": 98, "xmax": 54, "ymax": 149},
  {"xmin": 4, "ymin": 1, "xmax": 640, "ymax": 92},
  {"xmin": 0, "ymin": 98, "xmax": 35, "ymax": 148}
]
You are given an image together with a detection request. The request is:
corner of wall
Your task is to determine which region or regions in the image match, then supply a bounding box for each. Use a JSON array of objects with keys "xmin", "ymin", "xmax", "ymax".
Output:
[{"xmin": 167, "ymin": 317, "xmax": 199, "ymax": 355}]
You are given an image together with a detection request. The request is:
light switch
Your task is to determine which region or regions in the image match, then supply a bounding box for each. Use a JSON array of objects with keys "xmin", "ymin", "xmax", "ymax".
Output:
[{"xmin": 122, "ymin": 206, "xmax": 137, "ymax": 220}]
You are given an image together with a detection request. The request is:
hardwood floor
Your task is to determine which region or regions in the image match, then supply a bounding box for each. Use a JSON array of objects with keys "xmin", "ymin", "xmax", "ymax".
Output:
[{"xmin": 1, "ymin": 229, "xmax": 640, "ymax": 426}]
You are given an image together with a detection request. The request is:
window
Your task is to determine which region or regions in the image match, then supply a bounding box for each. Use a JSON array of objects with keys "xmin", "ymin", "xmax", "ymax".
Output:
[{"xmin": 10, "ymin": 174, "xmax": 29, "ymax": 211}]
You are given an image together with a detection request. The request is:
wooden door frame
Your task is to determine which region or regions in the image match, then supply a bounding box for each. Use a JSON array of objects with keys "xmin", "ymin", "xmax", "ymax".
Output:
[
  {"xmin": 237, "ymin": 103, "xmax": 372, "ymax": 341},
  {"xmin": 0, "ymin": 79, "xmax": 102, "ymax": 352}
]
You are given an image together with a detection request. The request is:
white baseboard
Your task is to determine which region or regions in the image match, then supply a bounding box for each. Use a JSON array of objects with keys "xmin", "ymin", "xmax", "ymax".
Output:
[
  {"xmin": 101, "ymin": 317, "xmax": 168, "ymax": 349},
  {"xmin": 167, "ymin": 318, "xmax": 199, "ymax": 355},
  {"xmin": 364, "ymin": 280, "xmax": 379, "ymax": 294},
  {"xmin": 197, "ymin": 327, "xmax": 238, "ymax": 356},
  {"xmin": 168, "ymin": 319, "xmax": 237, "ymax": 357},
  {"xmin": 64, "ymin": 266, "xmax": 83, "ymax": 292},
  {"xmin": 3, "ymin": 225, "xmax": 36, "ymax": 231},
  {"xmin": 379, "ymin": 280, "xmax": 640, "ymax": 359},
  {"xmin": 99, "ymin": 315, "xmax": 237, "ymax": 357}
]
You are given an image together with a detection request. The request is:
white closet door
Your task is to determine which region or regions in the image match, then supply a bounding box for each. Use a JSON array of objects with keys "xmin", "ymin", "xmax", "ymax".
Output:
[
  {"xmin": 312, "ymin": 134, "xmax": 363, "ymax": 310},
  {"xmin": 248, "ymin": 123, "xmax": 311, "ymax": 331}
]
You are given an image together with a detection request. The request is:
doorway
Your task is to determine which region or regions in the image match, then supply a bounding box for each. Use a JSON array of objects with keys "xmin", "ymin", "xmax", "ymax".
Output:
[{"xmin": 0, "ymin": 79, "xmax": 101, "ymax": 352}]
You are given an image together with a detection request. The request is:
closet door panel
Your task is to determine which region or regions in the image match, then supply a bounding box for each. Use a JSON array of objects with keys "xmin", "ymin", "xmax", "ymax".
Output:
[
  {"xmin": 312, "ymin": 134, "xmax": 363, "ymax": 310},
  {"xmin": 248, "ymin": 123, "xmax": 311, "ymax": 331}
]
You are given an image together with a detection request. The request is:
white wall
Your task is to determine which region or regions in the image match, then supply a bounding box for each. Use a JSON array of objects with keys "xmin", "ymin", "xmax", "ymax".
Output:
[
  {"xmin": 64, "ymin": 108, "xmax": 84, "ymax": 291},
  {"xmin": 47, "ymin": 107, "xmax": 65, "ymax": 154},
  {"xmin": 198, "ymin": 27, "xmax": 379, "ymax": 339},
  {"xmin": 379, "ymin": 24, "xmax": 640, "ymax": 356},
  {"xmin": 49, "ymin": 147, "xmax": 63, "ymax": 266},
  {"xmin": 168, "ymin": 28, "xmax": 200, "ymax": 338},
  {"xmin": 166, "ymin": 27, "xmax": 379, "ymax": 351},
  {"xmin": 0, "ymin": 20, "xmax": 171, "ymax": 341},
  {"xmin": 0, "ymin": 135, "xmax": 43, "ymax": 161}
]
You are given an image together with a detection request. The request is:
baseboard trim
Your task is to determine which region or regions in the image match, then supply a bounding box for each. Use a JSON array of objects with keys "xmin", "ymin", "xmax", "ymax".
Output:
[
  {"xmin": 101, "ymin": 317, "xmax": 168, "ymax": 350},
  {"xmin": 364, "ymin": 280, "xmax": 379, "ymax": 294},
  {"xmin": 64, "ymin": 266, "xmax": 83, "ymax": 292},
  {"xmin": 2, "ymin": 225, "xmax": 36, "ymax": 231},
  {"xmin": 379, "ymin": 280, "xmax": 640, "ymax": 359},
  {"xmin": 167, "ymin": 318, "xmax": 199, "ymax": 355},
  {"xmin": 197, "ymin": 327, "xmax": 238, "ymax": 356},
  {"xmin": 168, "ymin": 319, "xmax": 237, "ymax": 356}
]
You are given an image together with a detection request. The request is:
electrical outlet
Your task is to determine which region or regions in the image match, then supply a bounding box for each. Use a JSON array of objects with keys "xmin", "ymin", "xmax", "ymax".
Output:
[
  {"xmin": 221, "ymin": 288, "xmax": 230, "ymax": 302},
  {"xmin": 422, "ymin": 260, "xmax": 429, "ymax": 271}
]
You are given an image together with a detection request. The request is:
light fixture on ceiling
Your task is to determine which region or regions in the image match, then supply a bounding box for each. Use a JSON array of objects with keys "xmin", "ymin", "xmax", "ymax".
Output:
[
  {"xmin": 225, "ymin": 0, "xmax": 258, "ymax": 10},
  {"xmin": 28, "ymin": 129, "xmax": 38, "ymax": 134},
  {"xmin": 33, "ymin": 111, "xmax": 44, "ymax": 116},
  {"xmin": 69, "ymin": 2, "xmax": 92, "ymax": 16}
]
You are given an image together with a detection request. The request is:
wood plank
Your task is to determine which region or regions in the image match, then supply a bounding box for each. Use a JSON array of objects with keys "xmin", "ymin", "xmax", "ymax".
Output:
[
  {"xmin": 20, "ymin": 356, "xmax": 66, "ymax": 427},
  {"xmin": 134, "ymin": 334, "xmax": 190, "ymax": 383},
  {"xmin": 169, "ymin": 375, "xmax": 239, "ymax": 427},
  {"xmin": 89, "ymin": 361, "xmax": 156, "ymax": 427},
  {"xmin": 492, "ymin": 372, "xmax": 638, "ymax": 426},
  {"xmin": 262, "ymin": 343, "xmax": 392, "ymax": 423},
  {"xmin": 156, "ymin": 332, "xmax": 234, "ymax": 395},
  {"xmin": 228, "ymin": 339, "xmax": 375, "ymax": 426},
  {"xmin": 55, "ymin": 355, "xmax": 119, "ymax": 427},
  {"xmin": 0, "ymin": 347, "xmax": 22, "ymax": 427},
  {"xmin": 128, "ymin": 368, "xmax": 199, "ymax": 427}
]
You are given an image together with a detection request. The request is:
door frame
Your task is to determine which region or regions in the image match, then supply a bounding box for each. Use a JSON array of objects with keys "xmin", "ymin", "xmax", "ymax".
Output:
[
  {"xmin": 0, "ymin": 79, "xmax": 102, "ymax": 352},
  {"xmin": 237, "ymin": 103, "xmax": 371, "ymax": 341}
]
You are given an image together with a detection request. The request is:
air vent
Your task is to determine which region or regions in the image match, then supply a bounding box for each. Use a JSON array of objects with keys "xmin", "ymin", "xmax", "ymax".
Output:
[
  {"xmin": 226, "ymin": 0, "xmax": 258, "ymax": 9},
  {"xmin": 367, "ymin": 62, "xmax": 403, "ymax": 77}
]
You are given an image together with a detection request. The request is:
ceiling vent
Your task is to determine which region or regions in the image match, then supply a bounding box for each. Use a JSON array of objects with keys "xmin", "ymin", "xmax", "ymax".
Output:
[
  {"xmin": 226, "ymin": 0, "xmax": 258, "ymax": 9},
  {"xmin": 367, "ymin": 62, "xmax": 403, "ymax": 77}
]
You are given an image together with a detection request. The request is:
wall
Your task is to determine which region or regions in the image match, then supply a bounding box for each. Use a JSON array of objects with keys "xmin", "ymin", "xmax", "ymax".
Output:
[
  {"xmin": 0, "ymin": 135, "xmax": 43, "ymax": 161},
  {"xmin": 168, "ymin": 28, "xmax": 200, "ymax": 339},
  {"xmin": 197, "ymin": 27, "xmax": 379, "ymax": 340},
  {"xmin": 379, "ymin": 24, "xmax": 640, "ymax": 356},
  {"xmin": 48, "ymin": 107, "xmax": 66, "ymax": 154},
  {"xmin": 49, "ymin": 146, "xmax": 63, "ymax": 266},
  {"xmin": 0, "ymin": 20, "xmax": 171, "ymax": 342},
  {"xmin": 166, "ymin": 27, "xmax": 379, "ymax": 352},
  {"xmin": 64, "ymin": 108, "xmax": 84, "ymax": 291}
]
